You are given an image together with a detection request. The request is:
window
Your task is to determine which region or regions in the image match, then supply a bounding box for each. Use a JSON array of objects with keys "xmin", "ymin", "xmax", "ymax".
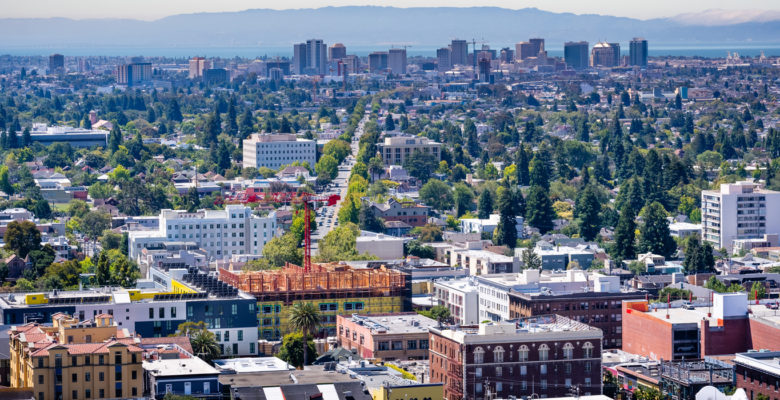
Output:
[
  {"xmin": 85, "ymin": 389, "xmax": 91, "ymax": 399},
  {"xmin": 250, "ymin": 343, "xmax": 255, "ymax": 354},
  {"xmin": 38, "ymin": 375, "xmax": 43, "ymax": 384},
  {"xmin": 115, "ymin": 388, "xmax": 122, "ymax": 398},
  {"xmin": 233, "ymin": 343, "xmax": 238, "ymax": 354},
  {"xmin": 566, "ymin": 378, "xmax": 572, "ymax": 388},
  {"xmin": 496, "ymin": 367, "xmax": 503, "ymax": 377},
  {"xmin": 475, "ymin": 367, "xmax": 482, "ymax": 378},
  {"xmin": 99, "ymin": 355, "xmax": 104, "ymax": 365},
  {"xmin": 541, "ymin": 364, "xmax": 547, "ymax": 375},
  {"xmin": 132, "ymin": 388, "xmax": 137, "ymax": 396},
  {"xmin": 132, "ymin": 370, "xmax": 137, "ymax": 379},
  {"xmin": 232, "ymin": 304, "xmax": 238, "ymax": 315},
  {"xmin": 476, "ymin": 383, "xmax": 483, "ymax": 394},
  {"xmin": 115, "ymin": 352, "xmax": 122, "ymax": 364},
  {"xmin": 520, "ymin": 365, "xmax": 527, "ymax": 376},
  {"xmin": 171, "ymin": 307, "xmax": 177, "ymax": 318},
  {"xmin": 541, "ymin": 379, "xmax": 548, "ymax": 390},
  {"xmin": 494, "ymin": 346, "xmax": 505, "ymax": 363},
  {"xmin": 496, "ymin": 382, "xmax": 503, "ymax": 392},
  {"xmin": 378, "ymin": 342, "xmax": 389, "ymax": 351},
  {"xmin": 149, "ymin": 308, "xmax": 154, "ymax": 319},
  {"xmin": 474, "ymin": 347, "xmax": 485, "ymax": 364},
  {"xmin": 407, "ymin": 340, "xmax": 417, "ymax": 350},
  {"xmin": 85, "ymin": 372, "xmax": 91, "ymax": 382},
  {"xmin": 566, "ymin": 363, "xmax": 572, "ymax": 374},
  {"xmin": 132, "ymin": 353, "xmax": 137, "ymax": 363},
  {"xmin": 55, "ymin": 354, "xmax": 62, "ymax": 368},
  {"xmin": 159, "ymin": 307, "xmax": 165, "ymax": 318},
  {"xmin": 585, "ymin": 361, "xmax": 592, "ymax": 373},
  {"xmin": 539, "ymin": 344, "xmax": 549, "ymax": 361},
  {"xmin": 99, "ymin": 389, "xmax": 104, "ymax": 399},
  {"xmin": 583, "ymin": 342, "xmax": 594, "ymax": 358},
  {"xmin": 420, "ymin": 340, "xmax": 429, "ymax": 349},
  {"xmin": 72, "ymin": 373, "xmax": 78, "ymax": 382},
  {"xmin": 72, "ymin": 356, "xmax": 78, "ymax": 366},
  {"xmin": 85, "ymin": 335, "xmax": 92, "ymax": 343},
  {"xmin": 563, "ymin": 342, "xmax": 574, "ymax": 359},
  {"xmin": 38, "ymin": 358, "xmax": 44, "ymax": 368},
  {"xmin": 392, "ymin": 341, "xmax": 404, "ymax": 350},
  {"xmin": 115, "ymin": 370, "xmax": 122, "ymax": 380},
  {"xmin": 585, "ymin": 377, "xmax": 592, "ymax": 387},
  {"xmin": 72, "ymin": 390, "xmax": 78, "ymax": 399},
  {"xmin": 99, "ymin": 372, "xmax": 104, "ymax": 381},
  {"xmin": 519, "ymin": 345, "xmax": 529, "ymax": 361},
  {"xmin": 225, "ymin": 331, "xmax": 230, "ymax": 341},
  {"xmin": 238, "ymin": 331, "xmax": 243, "ymax": 341}
]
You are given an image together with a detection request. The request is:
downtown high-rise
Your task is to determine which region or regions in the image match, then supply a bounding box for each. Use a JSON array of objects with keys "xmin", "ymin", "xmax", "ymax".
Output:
[{"xmin": 630, "ymin": 37, "xmax": 648, "ymax": 67}]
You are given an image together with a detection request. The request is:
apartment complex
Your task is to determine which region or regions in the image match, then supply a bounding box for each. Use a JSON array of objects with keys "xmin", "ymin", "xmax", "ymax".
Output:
[
  {"xmin": 437, "ymin": 48, "xmax": 452, "ymax": 72},
  {"xmin": 433, "ymin": 278, "xmax": 480, "ymax": 325},
  {"xmin": 10, "ymin": 314, "xmax": 144, "ymax": 400},
  {"xmin": 218, "ymin": 263, "xmax": 411, "ymax": 340},
  {"xmin": 377, "ymin": 136, "xmax": 442, "ymax": 166},
  {"xmin": 188, "ymin": 57, "xmax": 211, "ymax": 79},
  {"xmin": 115, "ymin": 62, "xmax": 152, "ymax": 86},
  {"xmin": 242, "ymin": 133, "xmax": 317, "ymax": 170},
  {"xmin": 388, "ymin": 48, "xmax": 407, "ymax": 75},
  {"xmin": 701, "ymin": 181, "xmax": 780, "ymax": 252},
  {"xmin": 630, "ymin": 38, "xmax": 649, "ymax": 67},
  {"xmin": 429, "ymin": 316, "xmax": 603, "ymax": 400},
  {"xmin": 450, "ymin": 39, "xmax": 468, "ymax": 66},
  {"xmin": 336, "ymin": 313, "xmax": 436, "ymax": 361}
]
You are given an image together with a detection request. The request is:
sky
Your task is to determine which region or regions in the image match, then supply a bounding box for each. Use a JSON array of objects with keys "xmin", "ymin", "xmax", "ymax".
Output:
[{"xmin": 1, "ymin": 0, "xmax": 779, "ymax": 21}]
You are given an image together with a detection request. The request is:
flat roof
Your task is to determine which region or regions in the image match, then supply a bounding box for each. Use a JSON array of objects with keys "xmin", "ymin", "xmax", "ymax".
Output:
[
  {"xmin": 219, "ymin": 365, "xmax": 355, "ymax": 387},
  {"xmin": 345, "ymin": 313, "xmax": 437, "ymax": 335},
  {"xmin": 734, "ymin": 351, "xmax": 780, "ymax": 376},
  {"xmin": 213, "ymin": 357, "xmax": 294, "ymax": 373},
  {"xmin": 143, "ymin": 357, "xmax": 219, "ymax": 377}
]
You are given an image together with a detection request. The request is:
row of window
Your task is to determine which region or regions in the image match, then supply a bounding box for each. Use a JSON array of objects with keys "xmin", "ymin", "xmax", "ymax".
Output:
[
  {"xmin": 473, "ymin": 362, "xmax": 593, "ymax": 378},
  {"xmin": 40, "ymin": 387, "xmax": 137, "ymax": 400},
  {"xmin": 47, "ymin": 368, "xmax": 138, "ymax": 385},
  {"xmin": 471, "ymin": 378, "xmax": 593, "ymax": 394},
  {"xmin": 215, "ymin": 330, "xmax": 244, "ymax": 342},
  {"xmin": 376, "ymin": 339, "xmax": 429, "ymax": 351},
  {"xmin": 168, "ymin": 223, "xmax": 246, "ymax": 230},
  {"xmin": 473, "ymin": 342, "xmax": 595, "ymax": 363},
  {"xmin": 44, "ymin": 352, "xmax": 137, "ymax": 368}
]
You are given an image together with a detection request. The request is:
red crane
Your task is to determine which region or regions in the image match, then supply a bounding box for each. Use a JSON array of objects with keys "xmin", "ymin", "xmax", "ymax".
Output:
[{"xmin": 217, "ymin": 191, "xmax": 340, "ymax": 272}]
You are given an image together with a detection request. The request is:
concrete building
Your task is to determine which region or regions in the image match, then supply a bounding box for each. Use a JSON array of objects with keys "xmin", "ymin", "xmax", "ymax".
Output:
[
  {"xmin": 429, "ymin": 316, "xmax": 603, "ymax": 400},
  {"xmin": 293, "ymin": 39, "xmax": 327, "ymax": 75},
  {"xmin": 242, "ymin": 133, "xmax": 317, "ymax": 169},
  {"xmin": 702, "ymin": 181, "xmax": 780, "ymax": 252},
  {"xmin": 9, "ymin": 314, "xmax": 144, "ymax": 400},
  {"xmin": 329, "ymin": 43, "xmax": 347, "ymax": 61},
  {"xmin": 143, "ymin": 357, "xmax": 220, "ymax": 399},
  {"xmin": 127, "ymin": 205, "xmax": 277, "ymax": 262},
  {"xmin": 515, "ymin": 41, "xmax": 537, "ymax": 60},
  {"xmin": 622, "ymin": 293, "xmax": 780, "ymax": 361},
  {"xmin": 115, "ymin": 62, "xmax": 152, "ymax": 86},
  {"xmin": 515, "ymin": 241, "xmax": 595, "ymax": 270},
  {"xmin": 437, "ymin": 47, "xmax": 452, "ymax": 72},
  {"xmin": 388, "ymin": 48, "xmax": 407, "ymax": 75},
  {"xmin": 336, "ymin": 313, "xmax": 436, "ymax": 361},
  {"xmin": 356, "ymin": 231, "xmax": 405, "ymax": 259},
  {"xmin": 188, "ymin": 57, "xmax": 211, "ymax": 79},
  {"xmin": 368, "ymin": 51, "xmax": 389, "ymax": 73},
  {"xmin": 48, "ymin": 54, "xmax": 64, "ymax": 73},
  {"xmin": 733, "ymin": 351, "xmax": 780, "ymax": 400},
  {"xmin": 733, "ymin": 233, "xmax": 780, "ymax": 255},
  {"xmin": 630, "ymin": 38, "xmax": 648, "ymax": 67},
  {"xmin": 450, "ymin": 249, "xmax": 520, "ymax": 276},
  {"xmin": 219, "ymin": 263, "xmax": 411, "ymax": 340},
  {"xmin": 529, "ymin": 38, "xmax": 546, "ymax": 57},
  {"xmin": 450, "ymin": 39, "xmax": 468, "ymax": 66},
  {"xmin": 564, "ymin": 41, "xmax": 589, "ymax": 69},
  {"xmin": 669, "ymin": 221, "xmax": 702, "ymax": 239},
  {"xmin": 25, "ymin": 124, "xmax": 108, "ymax": 148},
  {"xmin": 433, "ymin": 278, "xmax": 480, "ymax": 325},
  {"xmin": 591, "ymin": 42, "xmax": 621, "ymax": 67},
  {"xmin": 377, "ymin": 136, "xmax": 441, "ymax": 166}
]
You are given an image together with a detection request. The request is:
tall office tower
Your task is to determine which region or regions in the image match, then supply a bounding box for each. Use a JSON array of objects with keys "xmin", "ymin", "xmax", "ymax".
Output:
[
  {"xmin": 515, "ymin": 41, "xmax": 537, "ymax": 60},
  {"xmin": 293, "ymin": 43, "xmax": 308, "ymax": 74},
  {"xmin": 529, "ymin": 38, "xmax": 545, "ymax": 56},
  {"xmin": 342, "ymin": 55, "xmax": 360, "ymax": 74},
  {"xmin": 630, "ymin": 37, "xmax": 648, "ymax": 67},
  {"xmin": 368, "ymin": 52, "xmax": 389, "ymax": 73},
  {"xmin": 564, "ymin": 41, "xmax": 589, "ymax": 69},
  {"xmin": 188, "ymin": 57, "xmax": 211, "ymax": 79},
  {"xmin": 591, "ymin": 42, "xmax": 620, "ymax": 67},
  {"xmin": 437, "ymin": 47, "xmax": 452, "ymax": 72},
  {"xmin": 701, "ymin": 181, "xmax": 780, "ymax": 252},
  {"xmin": 306, "ymin": 38, "xmax": 327, "ymax": 75},
  {"xmin": 388, "ymin": 48, "xmax": 407, "ymax": 75},
  {"xmin": 478, "ymin": 56, "xmax": 491, "ymax": 82},
  {"xmin": 329, "ymin": 43, "xmax": 347, "ymax": 61},
  {"xmin": 48, "ymin": 54, "xmax": 64, "ymax": 73},
  {"xmin": 115, "ymin": 62, "xmax": 152, "ymax": 86},
  {"xmin": 499, "ymin": 48, "xmax": 515, "ymax": 63},
  {"xmin": 450, "ymin": 39, "xmax": 468, "ymax": 66}
]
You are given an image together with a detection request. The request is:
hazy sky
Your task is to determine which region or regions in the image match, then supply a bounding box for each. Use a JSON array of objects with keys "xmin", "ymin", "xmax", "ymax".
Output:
[{"xmin": 1, "ymin": 0, "xmax": 779, "ymax": 20}]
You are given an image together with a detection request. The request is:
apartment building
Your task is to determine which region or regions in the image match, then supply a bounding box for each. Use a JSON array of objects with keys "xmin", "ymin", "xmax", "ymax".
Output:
[
  {"xmin": 242, "ymin": 133, "xmax": 317, "ymax": 169},
  {"xmin": 336, "ymin": 313, "xmax": 436, "ymax": 361},
  {"xmin": 10, "ymin": 314, "xmax": 144, "ymax": 400},
  {"xmin": 377, "ymin": 136, "xmax": 441, "ymax": 166},
  {"xmin": 429, "ymin": 316, "xmax": 603, "ymax": 400},
  {"xmin": 128, "ymin": 205, "xmax": 277, "ymax": 261},
  {"xmin": 433, "ymin": 278, "xmax": 480, "ymax": 325},
  {"xmin": 449, "ymin": 249, "xmax": 520, "ymax": 276},
  {"xmin": 701, "ymin": 181, "xmax": 780, "ymax": 252},
  {"xmin": 734, "ymin": 351, "xmax": 780, "ymax": 400},
  {"xmin": 365, "ymin": 197, "xmax": 431, "ymax": 227}
]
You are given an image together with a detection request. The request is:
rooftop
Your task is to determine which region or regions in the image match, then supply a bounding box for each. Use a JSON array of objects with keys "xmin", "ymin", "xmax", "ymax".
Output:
[
  {"xmin": 143, "ymin": 357, "xmax": 219, "ymax": 377},
  {"xmin": 344, "ymin": 313, "xmax": 437, "ymax": 335},
  {"xmin": 213, "ymin": 357, "xmax": 295, "ymax": 373},
  {"xmin": 734, "ymin": 351, "xmax": 780, "ymax": 377},
  {"xmin": 431, "ymin": 315, "xmax": 602, "ymax": 344}
]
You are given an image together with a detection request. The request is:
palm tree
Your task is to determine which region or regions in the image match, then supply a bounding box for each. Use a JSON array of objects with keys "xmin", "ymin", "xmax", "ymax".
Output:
[
  {"xmin": 288, "ymin": 302, "xmax": 321, "ymax": 368},
  {"xmin": 190, "ymin": 329, "xmax": 221, "ymax": 362}
]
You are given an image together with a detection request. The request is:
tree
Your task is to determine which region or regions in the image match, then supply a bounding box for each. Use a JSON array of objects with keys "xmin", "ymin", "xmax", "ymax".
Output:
[
  {"xmin": 493, "ymin": 185, "xmax": 518, "ymax": 248},
  {"xmin": 529, "ymin": 155, "xmax": 550, "ymax": 190},
  {"xmin": 403, "ymin": 150, "xmax": 438, "ymax": 183},
  {"xmin": 419, "ymin": 179, "xmax": 453, "ymax": 211},
  {"xmin": 100, "ymin": 231, "xmax": 123, "ymax": 251},
  {"xmin": 613, "ymin": 204, "xmax": 637, "ymax": 262},
  {"xmin": 750, "ymin": 281, "xmax": 766, "ymax": 300},
  {"xmin": 81, "ymin": 211, "xmax": 112, "ymax": 240},
  {"xmin": 191, "ymin": 329, "xmax": 221, "ymax": 362},
  {"xmin": 576, "ymin": 186, "xmax": 601, "ymax": 241},
  {"xmin": 704, "ymin": 276, "xmax": 727, "ymax": 293},
  {"xmin": 88, "ymin": 182, "xmax": 115, "ymax": 200},
  {"xmin": 516, "ymin": 145, "xmax": 531, "ymax": 186},
  {"xmin": 639, "ymin": 202, "xmax": 677, "ymax": 257},
  {"xmin": 453, "ymin": 183, "xmax": 474, "ymax": 218},
  {"xmin": 525, "ymin": 185, "xmax": 555, "ymax": 233},
  {"xmin": 4, "ymin": 220, "xmax": 41, "ymax": 258},
  {"xmin": 358, "ymin": 205, "xmax": 384, "ymax": 232},
  {"xmin": 261, "ymin": 233, "xmax": 302, "ymax": 268},
  {"xmin": 0, "ymin": 165, "xmax": 13, "ymax": 195},
  {"xmin": 277, "ymin": 332, "xmax": 317, "ymax": 369},
  {"xmin": 287, "ymin": 302, "xmax": 321, "ymax": 368},
  {"xmin": 410, "ymin": 224, "xmax": 443, "ymax": 242},
  {"xmin": 405, "ymin": 240, "xmax": 436, "ymax": 259},
  {"xmin": 315, "ymin": 154, "xmax": 339, "ymax": 181},
  {"xmin": 683, "ymin": 236, "xmax": 715, "ymax": 273},
  {"xmin": 384, "ymin": 115, "xmax": 395, "ymax": 131},
  {"xmin": 108, "ymin": 125, "xmax": 122, "ymax": 153},
  {"xmin": 521, "ymin": 247, "xmax": 542, "ymax": 270},
  {"xmin": 477, "ymin": 189, "xmax": 493, "ymax": 219},
  {"xmin": 318, "ymin": 223, "xmax": 373, "ymax": 262}
]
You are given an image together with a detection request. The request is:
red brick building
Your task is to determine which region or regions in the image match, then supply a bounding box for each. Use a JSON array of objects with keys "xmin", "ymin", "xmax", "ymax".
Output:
[
  {"xmin": 622, "ymin": 293, "xmax": 780, "ymax": 360},
  {"xmin": 336, "ymin": 313, "xmax": 436, "ymax": 361},
  {"xmin": 734, "ymin": 351, "xmax": 780, "ymax": 400},
  {"xmin": 429, "ymin": 316, "xmax": 603, "ymax": 400}
]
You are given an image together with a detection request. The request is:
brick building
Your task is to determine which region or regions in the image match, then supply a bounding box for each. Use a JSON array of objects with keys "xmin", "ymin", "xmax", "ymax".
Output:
[
  {"xmin": 510, "ymin": 289, "xmax": 646, "ymax": 349},
  {"xmin": 622, "ymin": 293, "xmax": 780, "ymax": 360},
  {"xmin": 336, "ymin": 313, "xmax": 436, "ymax": 361},
  {"xmin": 366, "ymin": 198, "xmax": 431, "ymax": 227},
  {"xmin": 734, "ymin": 351, "xmax": 780, "ymax": 400},
  {"xmin": 428, "ymin": 316, "xmax": 603, "ymax": 400}
]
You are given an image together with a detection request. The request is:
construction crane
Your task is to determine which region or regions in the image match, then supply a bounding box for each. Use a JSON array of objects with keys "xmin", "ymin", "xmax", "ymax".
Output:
[{"xmin": 217, "ymin": 191, "xmax": 340, "ymax": 272}]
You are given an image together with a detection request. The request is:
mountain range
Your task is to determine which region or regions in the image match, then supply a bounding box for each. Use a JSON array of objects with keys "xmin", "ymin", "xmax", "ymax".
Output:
[{"xmin": 1, "ymin": 7, "xmax": 779, "ymax": 55}]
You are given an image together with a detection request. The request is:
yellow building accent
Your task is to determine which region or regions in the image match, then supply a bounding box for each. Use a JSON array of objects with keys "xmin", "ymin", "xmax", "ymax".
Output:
[
  {"xmin": 25, "ymin": 294, "xmax": 47, "ymax": 305},
  {"xmin": 171, "ymin": 279, "xmax": 198, "ymax": 294},
  {"xmin": 373, "ymin": 383, "xmax": 444, "ymax": 400}
]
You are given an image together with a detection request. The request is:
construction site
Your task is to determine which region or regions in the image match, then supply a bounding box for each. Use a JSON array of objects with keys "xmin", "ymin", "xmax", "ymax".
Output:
[{"xmin": 218, "ymin": 263, "xmax": 412, "ymax": 339}]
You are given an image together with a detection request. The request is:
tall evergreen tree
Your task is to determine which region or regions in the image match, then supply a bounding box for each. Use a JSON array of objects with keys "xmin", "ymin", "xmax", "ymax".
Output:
[
  {"xmin": 477, "ymin": 189, "xmax": 493, "ymax": 219},
  {"xmin": 576, "ymin": 186, "xmax": 601, "ymax": 241},
  {"xmin": 642, "ymin": 149, "xmax": 665, "ymax": 207},
  {"xmin": 493, "ymin": 184, "xmax": 518, "ymax": 248},
  {"xmin": 613, "ymin": 204, "xmax": 637, "ymax": 262},
  {"xmin": 525, "ymin": 185, "xmax": 555, "ymax": 234},
  {"xmin": 516, "ymin": 145, "xmax": 531, "ymax": 186},
  {"xmin": 21, "ymin": 127, "xmax": 31, "ymax": 147},
  {"xmin": 639, "ymin": 202, "xmax": 677, "ymax": 257},
  {"xmin": 464, "ymin": 118, "xmax": 479, "ymax": 157},
  {"xmin": 529, "ymin": 155, "xmax": 550, "ymax": 190},
  {"xmin": 108, "ymin": 124, "xmax": 122, "ymax": 153}
]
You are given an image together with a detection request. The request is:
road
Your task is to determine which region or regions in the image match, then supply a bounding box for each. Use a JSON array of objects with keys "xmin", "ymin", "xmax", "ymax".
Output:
[{"xmin": 310, "ymin": 113, "xmax": 370, "ymax": 254}]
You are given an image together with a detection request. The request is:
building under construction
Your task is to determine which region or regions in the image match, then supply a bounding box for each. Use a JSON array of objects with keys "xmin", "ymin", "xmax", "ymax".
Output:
[{"xmin": 219, "ymin": 263, "xmax": 411, "ymax": 340}]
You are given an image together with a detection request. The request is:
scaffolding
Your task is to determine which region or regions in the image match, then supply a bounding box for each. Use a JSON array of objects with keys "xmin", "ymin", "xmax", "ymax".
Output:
[{"xmin": 218, "ymin": 263, "xmax": 409, "ymax": 304}]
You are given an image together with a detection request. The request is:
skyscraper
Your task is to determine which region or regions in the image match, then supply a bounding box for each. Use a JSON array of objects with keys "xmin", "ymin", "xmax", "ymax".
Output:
[
  {"xmin": 564, "ymin": 41, "xmax": 589, "ymax": 69},
  {"xmin": 293, "ymin": 39, "xmax": 327, "ymax": 75},
  {"xmin": 515, "ymin": 41, "xmax": 536, "ymax": 60},
  {"xmin": 630, "ymin": 38, "xmax": 648, "ymax": 67},
  {"xmin": 499, "ymin": 48, "xmax": 515, "ymax": 63},
  {"xmin": 115, "ymin": 62, "xmax": 152, "ymax": 86},
  {"xmin": 529, "ymin": 38, "xmax": 545, "ymax": 56},
  {"xmin": 188, "ymin": 57, "xmax": 211, "ymax": 79},
  {"xmin": 591, "ymin": 42, "xmax": 620, "ymax": 67},
  {"xmin": 368, "ymin": 52, "xmax": 388, "ymax": 73},
  {"xmin": 437, "ymin": 47, "xmax": 452, "ymax": 72},
  {"xmin": 48, "ymin": 54, "xmax": 64, "ymax": 73},
  {"xmin": 293, "ymin": 43, "xmax": 308, "ymax": 74},
  {"xmin": 388, "ymin": 48, "xmax": 407, "ymax": 75},
  {"xmin": 450, "ymin": 39, "xmax": 468, "ymax": 66},
  {"xmin": 478, "ymin": 56, "xmax": 491, "ymax": 83},
  {"xmin": 329, "ymin": 43, "xmax": 347, "ymax": 61}
]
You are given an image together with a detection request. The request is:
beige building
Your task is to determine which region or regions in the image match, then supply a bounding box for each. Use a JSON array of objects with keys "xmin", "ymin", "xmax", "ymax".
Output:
[
  {"xmin": 188, "ymin": 57, "xmax": 211, "ymax": 79},
  {"xmin": 10, "ymin": 313, "xmax": 144, "ymax": 400},
  {"xmin": 377, "ymin": 136, "xmax": 441, "ymax": 166},
  {"xmin": 242, "ymin": 133, "xmax": 317, "ymax": 170}
]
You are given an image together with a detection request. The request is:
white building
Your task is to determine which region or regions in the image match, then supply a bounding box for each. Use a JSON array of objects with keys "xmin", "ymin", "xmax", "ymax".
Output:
[
  {"xmin": 433, "ymin": 278, "xmax": 480, "ymax": 325},
  {"xmin": 128, "ymin": 205, "xmax": 277, "ymax": 262},
  {"xmin": 460, "ymin": 213, "xmax": 524, "ymax": 237},
  {"xmin": 242, "ymin": 133, "xmax": 316, "ymax": 170},
  {"xmin": 701, "ymin": 181, "xmax": 780, "ymax": 252},
  {"xmin": 449, "ymin": 248, "xmax": 520, "ymax": 275},
  {"xmin": 355, "ymin": 231, "xmax": 405, "ymax": 259}
]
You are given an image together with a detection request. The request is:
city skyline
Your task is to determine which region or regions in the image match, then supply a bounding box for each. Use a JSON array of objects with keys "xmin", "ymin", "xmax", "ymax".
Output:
[{"xmin": 2, "ymin": 1, "xmax": 780, "ymax": 22}]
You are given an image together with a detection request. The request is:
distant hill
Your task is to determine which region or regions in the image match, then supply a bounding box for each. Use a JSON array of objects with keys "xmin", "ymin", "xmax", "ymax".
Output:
[{"xmin": 1, "ymin": 6, "xmax": 778, "ymax": 54}]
